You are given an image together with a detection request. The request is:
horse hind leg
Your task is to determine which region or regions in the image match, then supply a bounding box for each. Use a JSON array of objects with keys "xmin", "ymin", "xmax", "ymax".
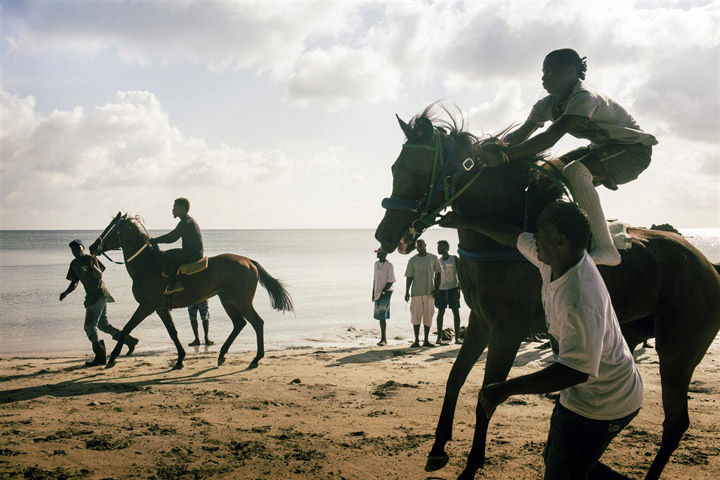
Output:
[
  {"xmin": 240, "ymin": 306, "xmax": 265, "ymax": 369},
  {"xmin": 217, "ymin": 294, "xmax": 248, "ymax": 367},
  {"xmin": 646, "ymin": 315, "xmax": 718, "ymax": 480}
]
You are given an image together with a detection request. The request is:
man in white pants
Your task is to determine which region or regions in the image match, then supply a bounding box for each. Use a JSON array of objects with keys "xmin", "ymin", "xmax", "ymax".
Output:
[{"xmin": 404, "ymin": 239, "xmax": 441, "ymax": 348}]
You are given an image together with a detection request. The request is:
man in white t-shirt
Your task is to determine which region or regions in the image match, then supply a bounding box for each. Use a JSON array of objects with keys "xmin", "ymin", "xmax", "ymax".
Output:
[
  {"xmin": 405, "ymin": 239, "xmax": 442, "ymax": 348},
  {"xmin": 372, "ymin": 249, "xmax": 396, "ymax": 346},
  {"xmin": 442, "ymin": 201, "xmax": 642, "ymax": 479},
  {"xmin": 476, "ymin": 48, "xmax": 657, "ymax": 267}
]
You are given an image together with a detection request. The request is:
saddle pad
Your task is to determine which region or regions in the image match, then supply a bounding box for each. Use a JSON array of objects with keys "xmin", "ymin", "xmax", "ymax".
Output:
[
  {"xmin": 178, "ymin": 256, "xmax": 209, "ymax": 275},
  {"xmin": 608, "ymin": 221, "xmax": 632, "ymax": 250}
]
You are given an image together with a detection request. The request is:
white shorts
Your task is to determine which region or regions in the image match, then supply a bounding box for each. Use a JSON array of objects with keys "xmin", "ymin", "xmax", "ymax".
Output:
[{"xmin": 410, "ymin": 295, "xmax": 435, "ymax": 327}]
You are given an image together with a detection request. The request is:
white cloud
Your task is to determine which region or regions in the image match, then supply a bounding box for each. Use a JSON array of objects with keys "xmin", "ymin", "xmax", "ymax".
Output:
[
  {"xmin": 0, "ymin": 90, "xmax": 294, "ymax": 228},
  {"xmin": 285, "ymin": 46, "xmax": 402, "ymax": 110},
  {"xmin": 4, "ymin": 2, "xmax": 361, "ymax": 79}
]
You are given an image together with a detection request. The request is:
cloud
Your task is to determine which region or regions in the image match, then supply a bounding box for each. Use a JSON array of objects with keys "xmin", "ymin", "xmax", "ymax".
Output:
[
  {"xmin": 0, "ymin": 90, "xmax": 294, "ymax": 228},
  {"xmin": 284, "ymin": 46, "xmax": 402, "ymax": 110},
  {"xmin": 3, "ymin": 2, "xmax": 361, "ymax": 79}
]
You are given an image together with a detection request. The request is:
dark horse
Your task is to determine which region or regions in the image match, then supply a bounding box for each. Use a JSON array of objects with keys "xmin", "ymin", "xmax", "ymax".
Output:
[
  {"xmin": 375, "ymin": 105, "xmax": 720, "ymax": 480},
  {"xmin": 89, "ymin": 213, "xmax": 294, "ymax": 370}
]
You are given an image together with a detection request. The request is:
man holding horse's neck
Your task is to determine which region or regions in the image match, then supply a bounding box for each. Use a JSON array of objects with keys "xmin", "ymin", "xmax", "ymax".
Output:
[
  {"xmin": 152, "ymin": 197, "xmax": 204, "ymax": 295},
  {"xmin": 476, "ymin": 48, "xmax": 657, "ymax": 267},
  {"xmin": 441, "ymin": 202, "xmax": 643, "ymax": 479}
]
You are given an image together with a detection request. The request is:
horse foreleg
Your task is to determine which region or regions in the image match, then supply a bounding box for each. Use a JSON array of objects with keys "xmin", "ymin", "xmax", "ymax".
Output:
[
  {"xmin": 459, "ymin": 329, "xmax": 525, "ymax": 479},
  {"xmin": 106, "ymin": 304, "xmax": 153, "ymax": 368},
  {"xmin": 217, "ymin": 295, "xmax": 247, "ymax": 367},
  {"xmin": 156, "ymin": 309, "xmax": 185, "ymax": 370},
  {"xmin": 426, "ymin": 313, "xmax": 488, "ymax": 472},
  {"xmin": 242, "ymin": 307, "xmax": 265, "ymax": 369}
]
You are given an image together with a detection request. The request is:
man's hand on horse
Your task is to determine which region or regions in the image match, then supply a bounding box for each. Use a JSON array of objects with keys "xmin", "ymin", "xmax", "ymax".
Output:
[
  {"xmin": 479, "ymin": 382, "xmax": 510, "ymax": 419},
  {"xmin": 476, "ymin": 149, "xmax": 505, "ymax": 167}
]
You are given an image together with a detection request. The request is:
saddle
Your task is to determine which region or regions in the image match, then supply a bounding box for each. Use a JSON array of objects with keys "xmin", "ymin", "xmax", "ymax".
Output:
[{"xmin": 161, "ymin": 257, "xmax": 209, "ymax": 277}]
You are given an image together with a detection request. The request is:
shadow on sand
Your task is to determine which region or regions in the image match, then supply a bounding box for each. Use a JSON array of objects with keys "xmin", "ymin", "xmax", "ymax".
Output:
[{"xmin": 0, "ymin": 362, "xmax": 253, "ymax": 405}]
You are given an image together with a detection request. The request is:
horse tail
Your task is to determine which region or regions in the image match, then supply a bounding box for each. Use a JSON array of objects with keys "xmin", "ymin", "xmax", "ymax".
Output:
[{"xmin": 251, "ymin": 260, "xmax": 294, "ymax": 313}]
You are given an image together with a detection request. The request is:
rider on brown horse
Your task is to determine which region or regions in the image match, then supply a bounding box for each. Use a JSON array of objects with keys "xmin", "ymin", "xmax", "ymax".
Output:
[{"xmin": 152, "ymin": 197, "xmax": 204, "ymax": 295}]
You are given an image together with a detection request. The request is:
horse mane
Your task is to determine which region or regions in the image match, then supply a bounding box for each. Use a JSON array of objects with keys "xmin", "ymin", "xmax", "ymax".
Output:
[
  {"xmin": 124, "ymin": 214, "xmax": 152, "ymax": 242},
  {"xmin": 412, "ymin": 103, "xmax": 565, "ymax": 231}
]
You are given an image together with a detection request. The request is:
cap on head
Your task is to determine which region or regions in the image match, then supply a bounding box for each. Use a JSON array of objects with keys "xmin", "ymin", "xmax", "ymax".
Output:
[{"xmin": 69, "ymin": 239, "xmax": 83, "ymax": 248}]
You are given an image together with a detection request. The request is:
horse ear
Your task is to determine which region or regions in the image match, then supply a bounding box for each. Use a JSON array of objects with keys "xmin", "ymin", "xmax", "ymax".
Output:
[
  {"xmin": 115, "ymin": 211, "xmax": 122, "ymax": 220},
  {"xmin": 415, "ymin": 117, "xmax": 434, "ymax": 141},
  {"xmin": 396, "ymin": 114, "xmax": 411, "ymax": 138}
]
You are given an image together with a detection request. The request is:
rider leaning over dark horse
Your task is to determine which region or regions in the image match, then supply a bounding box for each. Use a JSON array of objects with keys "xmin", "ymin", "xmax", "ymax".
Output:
[
  {"xmin": 152, "ymin": 197, "xmax": 204, "ymax": 295},
  {"xmin": 476, "ymin": 48, "xmax": 657, "ymax": 267}
]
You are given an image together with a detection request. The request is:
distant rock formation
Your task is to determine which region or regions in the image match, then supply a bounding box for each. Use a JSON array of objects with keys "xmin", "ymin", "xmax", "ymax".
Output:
[{"xmin": 650, "ymin": 223, "xmax": 681, "ymax": 235}]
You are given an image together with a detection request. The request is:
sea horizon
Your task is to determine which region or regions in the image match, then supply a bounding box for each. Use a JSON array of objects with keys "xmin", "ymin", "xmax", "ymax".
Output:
[{"xmin": 1, "ymin": 227, "xmax": 718, "ymax": 357}]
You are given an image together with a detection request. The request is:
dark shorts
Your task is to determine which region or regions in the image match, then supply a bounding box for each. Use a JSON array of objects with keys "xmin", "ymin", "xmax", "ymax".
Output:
[
  {"xmin": 161, "ymin": 248, "xmax": 202, "ymax": 274},
  {"xmin": 560, "ymin": 143, "xmax": 652, "ymax": 190},
  {"xmin": 373, "ymin": 291, "xmax": 392, "ymax": 320},
  {"xmin": 435, "ymin": 288, "xmax": 460, "ymax": 309},
  {"xmin": 542, "ymin": 401, "xmax": 639, "ymax": 479}
]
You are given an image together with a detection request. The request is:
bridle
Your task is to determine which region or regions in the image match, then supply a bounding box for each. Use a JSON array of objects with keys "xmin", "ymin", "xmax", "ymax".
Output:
[
  {"xmin": 380, "ymin": 126, "xmax": 576, "ymax": 260},
  {"xmin": 96, "ymin": 216, "xmax": 154, "ymax": 264},
  {"xmin": 381, "ymin": 128, "xmax": 485, "ymax": 235}
]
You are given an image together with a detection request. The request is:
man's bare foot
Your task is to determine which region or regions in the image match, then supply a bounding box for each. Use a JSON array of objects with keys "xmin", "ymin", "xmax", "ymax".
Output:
[
  {"xmin": 377, "ymin": 340, "xmax": 387, "ymax": 346},
  {"xmin": 188, "ymin": 339, "xmax": 201, "ymax": 347},
  {"xmin": 423, "ymin": 341, "xmax": 436, "ymax": 348},
  {"xmin": 205, "ymin": 339, "xmax": 215, "ymax": 346},
  {"xmin": 410, "ymin": 341, "xmax": 421, "ymax": 348}
]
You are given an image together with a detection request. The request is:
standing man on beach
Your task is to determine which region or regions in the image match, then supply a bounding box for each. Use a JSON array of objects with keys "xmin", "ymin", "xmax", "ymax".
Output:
[
  {"xmin": 435, "ymin": 240, "xmax": 462, "ymax": 345},
  {"xmin": 152, "ymin": 197, "xmax": 204, "ymax": 295},
  {"xmin": 372, "ymin": 248, "xmax": 396, "ymax": 346},
  {"xmin": 404, "ymin": 239, "xmax": 441, "ymax": 348},
  {"xmin": 442, "ymin": 201, "xmax": 643, "ymax": 478},
  {"xmin": 59, "ymin": 239, "xmax": 138, "ymax": 366},
  {"xmin": 187, "ymin": 300, "xmax": 213, "ymax": 346}
]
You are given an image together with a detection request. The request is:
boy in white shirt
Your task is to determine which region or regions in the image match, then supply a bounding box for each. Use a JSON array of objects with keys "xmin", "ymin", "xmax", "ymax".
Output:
[{"xmin": 442, "ymin": 201, "xmax": 642, "ymax": 479}]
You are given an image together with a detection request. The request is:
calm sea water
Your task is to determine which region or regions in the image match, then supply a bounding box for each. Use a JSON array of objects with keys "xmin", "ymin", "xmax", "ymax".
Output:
[{"xmin": 1, "ymin": 228, "xmax": 718, "ymax": 356}]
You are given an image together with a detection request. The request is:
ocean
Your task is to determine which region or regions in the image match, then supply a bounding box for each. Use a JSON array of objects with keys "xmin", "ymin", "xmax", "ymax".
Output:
[{"xmin": 1, "ymin": 228, "xmax": 718, "ymax": 356}]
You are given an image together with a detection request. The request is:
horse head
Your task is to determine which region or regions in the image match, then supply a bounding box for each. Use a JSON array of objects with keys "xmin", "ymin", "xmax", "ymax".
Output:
[
  {"xmin": 375, "ymin": 104, "xmax": 566, "ymax": 254},
  {"xmin": 374, "ymin": 104, "xmax": 480, "ymax": 254},
  {"xmin": 90, "ymin": 212, "xmax": 124, "ymax": 256}
]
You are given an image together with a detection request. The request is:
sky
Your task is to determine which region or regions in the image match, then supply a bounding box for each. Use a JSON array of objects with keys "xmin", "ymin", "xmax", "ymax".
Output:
[{"xmin": 1, "ymin": 0, "xmax": 719, "ymax": 231}]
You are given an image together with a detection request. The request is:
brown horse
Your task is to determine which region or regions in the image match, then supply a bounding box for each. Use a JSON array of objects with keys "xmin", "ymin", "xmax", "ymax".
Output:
[
  {"xmin": 89, "ymin": 213, "xmax": 294, "ymax": 370},
  {"xmin": 374, "ymin": 105, "xmax": 720, "ymax": 480}
]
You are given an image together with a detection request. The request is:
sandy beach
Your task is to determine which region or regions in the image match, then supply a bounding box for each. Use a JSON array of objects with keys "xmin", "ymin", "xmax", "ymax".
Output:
[{"xmin": 1, "ymin": 338, "xmax": 718, "ymax": 480}]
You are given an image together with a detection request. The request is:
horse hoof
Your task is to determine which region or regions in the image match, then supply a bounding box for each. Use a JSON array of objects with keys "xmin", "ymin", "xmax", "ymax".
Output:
[
  {"xmin": 248, "ymin": 361, "xmax": 259, "ymax": 369},
  {"xmin": 425, "ymin": 453, "xmax": 449, "ymax": 472},
  {"xmin": 172, "ymin": 362, "xmax": 184, "ymax": 371},
  {"xmin": 218, "ymin": 356, "xmax": 226, "ymax": 367},
  {"xmin": 105, "ymin": 361, "xmax": 116, "ymax": 369}
]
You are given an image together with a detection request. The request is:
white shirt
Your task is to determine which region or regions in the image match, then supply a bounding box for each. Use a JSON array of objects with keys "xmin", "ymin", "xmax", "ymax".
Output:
[
  {"xmin": 517, "ymin": 233, "xmax": 643, "ymax": 420},
  {"xmin": 527, "ymin": 80, "xmax": 658, "ymax": 147},
  {"xmin": 373, "ymin": 260, "xmax": 396, "ymax": 302},
  {"xmin": 439, "ymin": 255, "xmax": 459, "ymax": 290}
]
